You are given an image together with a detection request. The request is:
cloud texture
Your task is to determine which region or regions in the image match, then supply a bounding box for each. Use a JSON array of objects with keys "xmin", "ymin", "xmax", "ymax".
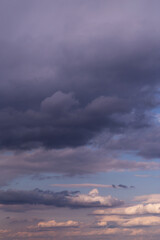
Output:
[
  {"xmin": 0, "ymin": 188, "xmax": 123, "ymax": 210},
  {"xmin": 1, "ymin": 1, "xmax": 160, "ymax": 239}
]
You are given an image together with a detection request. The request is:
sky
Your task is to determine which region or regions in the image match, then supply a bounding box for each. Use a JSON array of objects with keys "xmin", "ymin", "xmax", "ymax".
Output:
[{"xmin": 1, "ymin": 0, "xmax": 160, "ymax": 239}]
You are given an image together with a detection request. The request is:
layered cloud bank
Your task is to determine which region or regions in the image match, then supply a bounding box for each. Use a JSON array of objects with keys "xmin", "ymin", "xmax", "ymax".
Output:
[
  {"xmin": 0, "ymin": 147, "xmax": 159, "ymax": 186},
  {"xmin": 92, "ymin": 193, "xmax": 160, "ymax": 234},
  {"xmin": 0, "ymin": 188, "xmax": 123, "ymax": 210},
  {"xmin": 1, "ymin": 191, "xmax": 160, "ymax": 240}
]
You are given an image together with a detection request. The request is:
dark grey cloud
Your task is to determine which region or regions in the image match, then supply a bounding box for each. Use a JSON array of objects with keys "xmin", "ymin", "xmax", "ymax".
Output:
[
  {"xmin": 0, "ymin": 0, "xmax": 159, "ymax": 185},
  {"xmin": 118, "ymin": 184, "xmax": 128, "ymax": 189},
  {"xmin": 0, "ymin": 92, "xmax": 130, "ymax": 149},
  {"xmin": 113, "ymin": 184, "xmax": 134, "ymax": 189},
  {"xmin": 0, "ymin": 1, "xmax": 159, "ymax": 151},
  {"xmin": 97, "ymin": 125, "xmax": 160, "ymax": 160},
  {"xmin": 0, "ymin": 189, "xmax": 75, "ymax": 207},
  {"xmin": 0, "ymin": 189, "xmax": 123, "ymax": 210}
]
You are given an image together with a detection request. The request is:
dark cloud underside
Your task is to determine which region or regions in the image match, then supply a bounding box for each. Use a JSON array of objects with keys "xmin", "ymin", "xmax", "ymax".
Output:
[
  {"xmin": 0, "ymin": 18, "xmax": 159, "ymax": 149},
  {"xmin": 0, "ymin": 0, "xmax": 159, "ymax": 182}
]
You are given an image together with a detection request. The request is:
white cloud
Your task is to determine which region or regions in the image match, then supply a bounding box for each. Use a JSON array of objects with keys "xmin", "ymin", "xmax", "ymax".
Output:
[
  {"xmin": 67, "ymin": 189, "xmax": 123, "ymax": 207},
  {"xmin": 125, "ymin": 203, "xmax": 160, "ymax": 214},
  {"xmin": 97, "ymin": 215, "xmax": 160, "ymax": 228},
  {"xmin": 94, "ymin": 203, "xmax": 160, "ymax": 215},
  {"xmin": 121, "ymin": 216, "xmax": 160, "ymax": 227},
  {"xmin": 134, "ymin": 194, "xmax": 160, "ymax": 203},
  {"xmin": 38, "ymin": 220, "xmax": 79, "ymax": 228}
]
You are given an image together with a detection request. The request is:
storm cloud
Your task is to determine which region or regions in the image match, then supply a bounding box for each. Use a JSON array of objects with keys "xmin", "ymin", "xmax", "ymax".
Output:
[
  {"xmin": 0, "ymin": 0, "xmax": 159, "ymax": 152},
  {"xmin": 0, "ymin": 0, "xmax": 159, "ymax": 186}
]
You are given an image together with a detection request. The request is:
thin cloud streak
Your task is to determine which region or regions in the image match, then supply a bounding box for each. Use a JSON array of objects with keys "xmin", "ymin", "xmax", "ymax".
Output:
[
  {"xmin": 51, "ymin": 183, "xmax": 134, "ymax": 189},
  {"xmin": 0, "ymin": 147, "xmax": 159, "ymax": 186}
]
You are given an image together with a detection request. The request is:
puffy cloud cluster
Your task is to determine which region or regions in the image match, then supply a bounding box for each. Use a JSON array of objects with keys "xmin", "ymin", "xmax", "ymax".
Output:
[
  {"xmin": 93, "ymin": 194, "xmax": 160, "ymax": 231},
  {"xmin": 67, "ymin": 189, "xmax": 123, "ymax": 208},
  {"xmin": 124, "ymin": 204, "xmax": 160, "ymax": 215},
  {"xmin": 94, "ymin": 203, "xmax": 160, "ymax": 215}
]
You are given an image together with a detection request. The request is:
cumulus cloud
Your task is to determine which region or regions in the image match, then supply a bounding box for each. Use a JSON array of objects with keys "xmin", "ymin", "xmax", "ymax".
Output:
[
  {"xmin": 124, "ymin": 204, "xmax": 160, "ymax": 215},
  {"xmin": 62, "ymin": 189, "xmax": 123, "ymax": 208},
  {"xmin": 92, "ymin": 196, "xmax": 160, "ymax": 231},
  {"xmin": 0, "ymin": 92, "xmax": 130, "ymax": 150},
  {"xmin": 94, "ymin": 203, "xmax": 160, "ymax": 215}
]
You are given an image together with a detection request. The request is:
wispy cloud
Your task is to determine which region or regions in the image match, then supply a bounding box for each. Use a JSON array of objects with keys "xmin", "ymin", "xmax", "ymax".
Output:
[
  {"xmin": 38, "ymin": 219, "xmax": 79, "ymax": 228},
  {"xmin": 51, "ymin": 183, "xmax": 134, "ymax": 189},
  {"xmin": 135, "ymin": 174, "xmax": 151, "ymax": 178},
  {"xmin": 0, "ymin": 147, "xmax": 158, "ymax": 186},
  {"xmin": 134, "ymin": 194, "xmax": 160, "ymax": 204}
]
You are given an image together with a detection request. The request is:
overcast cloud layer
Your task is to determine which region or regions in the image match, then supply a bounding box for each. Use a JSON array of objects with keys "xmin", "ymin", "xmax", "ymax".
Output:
[
  {"xmin": 0, "ymin": 0, "xmax": 160, "ymax": 152},
  {"xmin": 0, "ymin": 0, "xmax": 159, "ymax": 185}
]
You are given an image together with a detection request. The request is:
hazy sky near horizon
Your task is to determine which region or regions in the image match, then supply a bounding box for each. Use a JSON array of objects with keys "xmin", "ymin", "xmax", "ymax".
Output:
[{"xmin": 1, "ymin": 0, "xmax": 160, "ymax": 239}]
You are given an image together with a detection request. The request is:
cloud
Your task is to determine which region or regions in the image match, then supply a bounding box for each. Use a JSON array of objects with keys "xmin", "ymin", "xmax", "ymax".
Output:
[
  {"xmin": 66, "ymin": 189, "xmax": 123, "ymax": 208},
  {"xmin": 121, "ymin": 216, "xmax": 160, "ymax": 227},
  {"xmin": 0, "ymin": 147, "xmax": 159, "ymax": 186},
  {"xmin": 92, "ymin": 196, "xmax": 160, "ymax": 231},
  {"xmin": 38, "ymin": 219, "xmax": 79, "ymax": 228},
  {"xmin": 0, "ymin": 1, "xmax": 159, "ymax": 152},
  {"xmin": 96, "ymin": 215, "xmax": 160, "ymax": 228},
  {"xmin": 117, "ymin": 184, "xmax": 129, "ymax": 189},
  {"xmin": 135, "ymin": 174, "xmax": 151, "ymax": 178},
  {"xmin": 134, "ymin": 194, "xmax": 160, "ymax": 204},
  {"xmin": 94, "ymin": 203, "xmax": 160, "ymax": 215},
  {"xmin": 124, "ymin": 204, "xmax": 160, "ymax": 215},
  {"xmin": 0, "ymin": 92, "xmax": 130, "ymax": 150},
  {"xmin": 11, "ymin": 230, "xmax": 56, "ymax": 239},
  {"xmin": 0, "ymin": 0, "xmax": 160, "ymax": 187},
  {"xmin": 52, "ymin": 183, "xmax": 114, "ymax": 188},
  {"xmin": 0, "ymin": 188, "xmax": 123, "ymax": 210},
  {"xmin": 1, "ymin": 1, "xmax": 160, "ymax": 239},
  {"xmin": 97, "ymin": 126, "xmax": 160, "ymax": 161},
  {"xmin": 51, "ymin": 183, "xmax": 134, "ymax": 189}
]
